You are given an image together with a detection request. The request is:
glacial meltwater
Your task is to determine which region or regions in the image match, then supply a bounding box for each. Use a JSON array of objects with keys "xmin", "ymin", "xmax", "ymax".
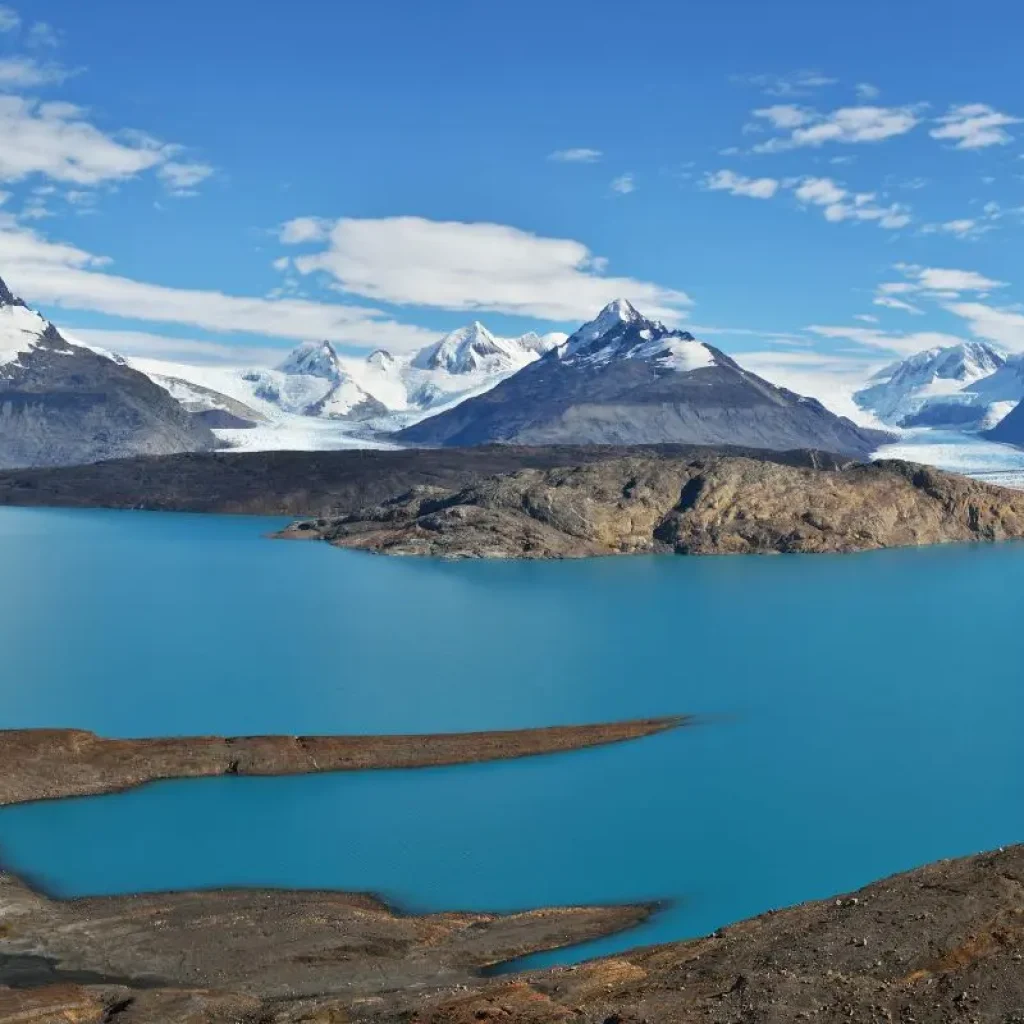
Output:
[{"xmin": 1, "ymin": 505, "xmax": 1023, "ymax": 966}]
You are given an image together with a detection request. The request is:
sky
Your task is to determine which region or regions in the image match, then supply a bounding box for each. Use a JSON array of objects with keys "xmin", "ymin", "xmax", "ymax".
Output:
[{"xmin": 1, "ymin": 0, "xmax": 1023, "ymax": 410}]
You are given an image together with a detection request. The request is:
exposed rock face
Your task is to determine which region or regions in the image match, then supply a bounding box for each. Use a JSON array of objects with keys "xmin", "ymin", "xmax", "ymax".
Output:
[
  {"xmin": 282, "ymin": 455, "xmax": 1024, "ymax": 559},
  {"xmin": 0, "ymin": 718, "xmax": 685, "ymax": 807},
  {"xmin": 0, "ymin": 277, "xmax": 215, "ymax": 469},
  {"xmin": 398, "ymin": 300, "xmax": 890, "ymax": 456},
  {"xmin": 1, "ymin": 846, "xmax": 1022, "ymax": 1022}
]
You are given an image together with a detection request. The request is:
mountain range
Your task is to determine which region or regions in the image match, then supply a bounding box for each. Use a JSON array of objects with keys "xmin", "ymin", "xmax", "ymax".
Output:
[
  {"xmin": 398, "ymin": 300, "xmax": 890, "ymax": 456},
  {"xmin": 9, "ymin": 265, "xmax": 1024, "ymax": 471},
  {"xmin": 854, "ymin": 342, "xmax": 1024, "ymax": 431}
]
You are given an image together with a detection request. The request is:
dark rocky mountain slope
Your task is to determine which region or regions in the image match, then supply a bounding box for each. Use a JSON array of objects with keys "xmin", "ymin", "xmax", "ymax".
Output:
[
  {"xmin": 398, "ymin": 299, "xmax": 890, "ymax": 456},
  {"xmin": 985, "ymin": 397, "xmax": 1024, "ymax": 446},
  {"xmin": 0, "ymin": 276, "xmax": 215, "ymax": 469}
]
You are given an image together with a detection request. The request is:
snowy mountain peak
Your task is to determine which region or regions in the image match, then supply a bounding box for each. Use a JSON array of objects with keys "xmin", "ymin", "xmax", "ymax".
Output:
[
  {"xmin": 562, "ymin": 300, "xmax": 709, "ymax": 373},
  {"xmin": 856, "ymin": 341, "xmax": 1013, "ymax": 430},
  {"xmin": 417, "ymin": 321, "xmax": 517, "ymax": 374},
  {"xmin": 278, "ymin": 340, "xmax": 343, "ymax": 381}
]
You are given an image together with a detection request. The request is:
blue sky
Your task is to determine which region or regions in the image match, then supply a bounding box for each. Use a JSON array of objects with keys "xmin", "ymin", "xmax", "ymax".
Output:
[{"xmin": 1, "ymin": 0, "xmax": 1022, "ymax": 403}]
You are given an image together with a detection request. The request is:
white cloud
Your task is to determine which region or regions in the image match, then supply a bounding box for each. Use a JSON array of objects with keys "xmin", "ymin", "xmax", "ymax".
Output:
[
  {"xmin": 548, "ymin": 148, "xmax": 602, "ymax": 163},
  {"xmin": 903, "ymin": 266, "xmax": 1004, "ymax": 292},
  {"xmin": 808, "ymin": 324, "xmax": 968, "ymax": 355},
  {"xmin": 271, "ymin": 256, "xmax": 290, "ymax": 271},
  {"xmin": 919, "ymin": 217, "xmax": 992, "ymax": 239},
  {"xmin": 754, "ymin": 105, "xmax": 920, "ymax": 152},
  {"xmin": 753, "ymin": 104, "xmax": 813, "ymax": 129},
  {"xmin": 0, "ymin": 4, "xmax": 18, "ymax": 31},
  {"xmin": 704, "ymin": 169, "xmax": 779, "ymax": 198},
  {"xmin": 0, "ymin": 219, "xmax": 440, "ymax": 353},
  {"xmin": 279, "ymin": 216, "xmax": 332, "ymax": 244},
  {"xmin": 931, "ymin": 104, "xmax": 1021, "ymax": 149},
  {"xmin": 0, "ymin": 96, "xmax": 209, "ymax": 189},
  {"xmin": 790, "ymin": 176, "xmax": 910, "ymax": 228},
  {"xmin": 854, "ymin": 314, "xmax": 879, "ymax": 323},
  {"xmin": 158, "ymin": 161, "xmax": 214, "ymax": 195},
  {"xmin": 63, "ymin": 328, "xmax": 285, "ymax": 367},
  {"xmin": 874, "ymin": 295, "xmax": 923, "ymax": 314},
  {"xmin": 289, "ymin": 215, "xmax": 693, "ymax": 323},
  {"xmin": 855, "ymin": 83, "xmax": 880, "ymax": 100},
  {"xmin": 0, "ymin": 56, "xmax": 76, "ymax": 87},
  {"xmin": 611, "ymin": 173, "xmax": 635, "ymax": 194},
  {"xmin": 734, "ymin": 71, "xmax": 837, "ymax": 98},
  {"xmin": 945, "ymin": 302, "xmax": 1024, "ymax": 352},
  {"xmin": 793, "ymin": 176, "xmax": 846, "ymax": 205}
]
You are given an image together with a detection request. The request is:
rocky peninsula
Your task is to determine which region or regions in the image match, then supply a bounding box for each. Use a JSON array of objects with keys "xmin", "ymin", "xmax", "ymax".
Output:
[
  {"xmin": 279, "ymin": 454, "xmax": 1024, "ymax": 559},
  {"xmin": 0, "ymin": 718, "xmax": 684, "ymax": 806},
  {"xmin": 0, "ymin": 845, "xmax": 1021, "ymax": 1022}
]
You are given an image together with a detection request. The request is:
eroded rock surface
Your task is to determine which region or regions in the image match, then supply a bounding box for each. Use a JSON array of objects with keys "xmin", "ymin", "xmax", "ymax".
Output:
[{"xmin": 282, "ymin": 456, "xmax": 1024, "ymax": 559}]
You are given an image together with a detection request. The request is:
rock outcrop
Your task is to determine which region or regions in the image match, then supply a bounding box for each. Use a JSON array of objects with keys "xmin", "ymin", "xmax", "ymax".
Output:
[{"xmin": 282, "ymin": 455, "xmax": 1024, "ymax": 559}]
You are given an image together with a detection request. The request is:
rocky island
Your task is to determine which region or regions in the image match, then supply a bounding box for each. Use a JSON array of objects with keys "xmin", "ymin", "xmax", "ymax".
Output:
[{"xmin": 279, "ymin": 454, "xmax": 1024, "ymax": 559}]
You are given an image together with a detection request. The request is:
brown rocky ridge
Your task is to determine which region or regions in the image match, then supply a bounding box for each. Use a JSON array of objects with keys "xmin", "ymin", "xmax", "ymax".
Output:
[
  {"xmin": 279, "ymin": 454, "xmax": 1024, "ymax": 559},
  {"xmin": 0, "ymin": 718, "xmax": 684, "ymax": 807},
  {"xmin": 0, "ymin": 845, "xmax": 1021, "ymax": 1022}
]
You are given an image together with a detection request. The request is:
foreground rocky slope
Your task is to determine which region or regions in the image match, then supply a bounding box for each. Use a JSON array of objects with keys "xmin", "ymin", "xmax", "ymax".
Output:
[
  {"xmin": 398, "ymin": 300, "xmax": 890, "ymax": 456},
  {"xmin": 1, "ymin": 845, "xmax": 1021, "ymax": 1022},
  {"xmin": 0, "ymin": 277, "xmax": 215, "ymax": 469},
  {"xmin": 0, "ymin": 718, "xmax": 684, "ymax": 806},
  {"xmin": 283, "ymin": 455, "xmax": 1024, "ymax": 558},
  {"xmin": 0, "ymin": 443, "xmax": 848, "ymax": 515}
]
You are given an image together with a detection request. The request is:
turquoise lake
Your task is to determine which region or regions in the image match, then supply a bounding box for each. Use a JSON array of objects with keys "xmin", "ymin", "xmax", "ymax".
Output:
[{"xmin": 1, "ymin": 505, "xmax": 1023, "ymax": 966}]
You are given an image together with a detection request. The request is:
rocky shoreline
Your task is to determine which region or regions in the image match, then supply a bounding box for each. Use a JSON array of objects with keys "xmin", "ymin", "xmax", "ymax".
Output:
[
  {"xmin": 0, "ymin": 718, "xmax": 684, "ymax": 807},
  {"xmin": 0, "ymin": 845, "xmax": 1021, "ymax": 1022},
  {"xmin": 280, "ymin": 454, "xmax": 1024, "ymax": 559}
]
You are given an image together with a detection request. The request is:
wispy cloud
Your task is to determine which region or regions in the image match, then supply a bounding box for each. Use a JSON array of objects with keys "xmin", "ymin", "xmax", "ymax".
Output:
[
  {"xmin": 753, "ymin": 104, "xmax": 921, "ymax": 152},
  {"xmin": 732, "ymin": 71, "xmax": 837, "ymax": 98},
  {"xmin": 0, "ymin": 55, "xmax": 77, "ymax": 87},
  {"xmin": 855, "ymin": 83, "xmax": 880, "ymax": 100},
  {"xmin": 704, "ymin": 169, "xmax": 779, "ymax": 198},
  {"xmin": 791, "ymin": 176, "xmax": 910, "ymax": 228},
  {"xmin": 286, "ymin": 215, "xmax": 693, "ymax": 323},
  {"xmin": 548, "ymin": 148, "xmax": 602, "ymax": 163},
  {"xmin": 930, "ymin": 103, "xmax": 1021, "ymax": 149},
  {"xmin": 610, "ymin": 173, "xmax": 635, "ymax": 194},
  {"xmin": 0, "ymin": 4, "xmax": 18, "ymax": 31},
  {"xmin": 158, "ymin": 161, "xmax": 214, "ymax": 196}
]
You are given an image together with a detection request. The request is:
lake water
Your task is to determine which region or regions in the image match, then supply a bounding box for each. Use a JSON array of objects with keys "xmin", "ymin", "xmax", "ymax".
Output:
[{"xmin": 1, "ymin": 506, "xmax": 1023, "ymax": 967}]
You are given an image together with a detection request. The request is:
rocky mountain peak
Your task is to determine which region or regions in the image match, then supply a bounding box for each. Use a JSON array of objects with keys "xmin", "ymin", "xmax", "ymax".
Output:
[
  {"xmin": 0, "ymin": 275, "xmax": 27, "ymax": 309},
  {"xmin": 278, "ymin": 340, "xmax": 343, "ymax": 381},
  {"xmin": 561, "ymin": 299, "xmax": 702, "ymax": 369}
]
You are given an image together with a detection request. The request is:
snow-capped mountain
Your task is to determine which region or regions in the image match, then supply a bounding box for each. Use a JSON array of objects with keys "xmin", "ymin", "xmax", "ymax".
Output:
[
  {"xmin": 0, "ymin": 276, "xmax": 215, "ymax": 468},
  {"xmin": 854, "ymin": 343, "xmax": 1015, "ymax": 430},
  {"xmin": 413, "ymin": 321, "xmax": 559, "ymax": 375},
  {"xmin": 399, "ymin": 299, "xmax": 890, "ymax": 455}
]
